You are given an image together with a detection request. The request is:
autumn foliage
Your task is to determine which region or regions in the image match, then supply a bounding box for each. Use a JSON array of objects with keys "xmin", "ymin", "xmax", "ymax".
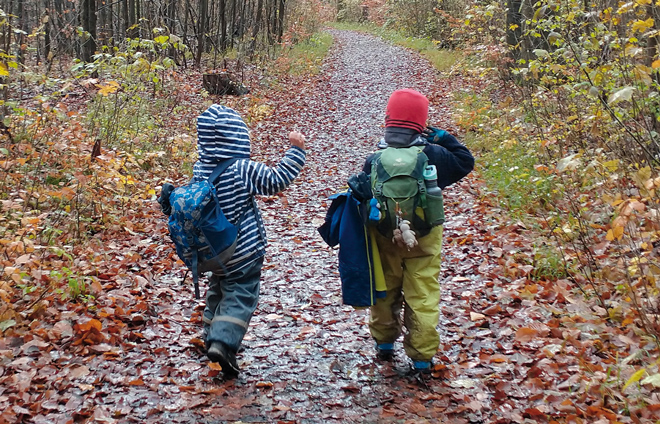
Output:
[{"xmin": 2, "ymin": 0, "xmax": 660, "ymax": 421}]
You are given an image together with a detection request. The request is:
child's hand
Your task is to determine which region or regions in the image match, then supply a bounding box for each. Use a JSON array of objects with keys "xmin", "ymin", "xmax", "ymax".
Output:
[
  {"xmin": 289, "ymin": 131, "xmax": 306, "ymax": 150},
  {"xmin": 423, "ymin": 127, "xmax": 447, "ymax": 144}
]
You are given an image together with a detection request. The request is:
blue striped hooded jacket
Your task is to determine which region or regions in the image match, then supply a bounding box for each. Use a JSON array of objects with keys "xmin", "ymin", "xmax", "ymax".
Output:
[{"xmin": 191, "ymin": 104, "xmax": 306, "ymax": 274}]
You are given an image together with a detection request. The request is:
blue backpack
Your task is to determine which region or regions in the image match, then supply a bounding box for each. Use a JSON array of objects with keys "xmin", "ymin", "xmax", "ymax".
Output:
[{"xmin": 165, "ymin": 159, "xmax": 240, "ymax": 299}]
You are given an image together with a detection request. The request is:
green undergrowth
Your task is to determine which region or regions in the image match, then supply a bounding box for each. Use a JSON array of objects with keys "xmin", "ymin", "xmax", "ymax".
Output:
[
  {"xmin": 455, "ymin": 90, "xmax": 556, "ymax": 218},
  {"xmin": 275, "ymin": 32, "xmax": 333, "ymax": 76},
  {"xmin": 450, "ymin": 75, "xmax": 571, "ymax": 281},
  {"xmin": 0, "ymin": 30, "xmax": 334, "ymax": 321},
  {"xmin": 329, "ymin": 22, "xmax": 461, "ymax": 72}
]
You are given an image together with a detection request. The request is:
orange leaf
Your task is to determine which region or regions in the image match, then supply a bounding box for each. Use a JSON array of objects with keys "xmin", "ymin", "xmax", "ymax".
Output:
[
  {"xmin": 76, "ymin": 318, "xmax": 103, "ymax": 333},
  {"xmin": 490, "ymin": 354, "xmax": 509, "ymax": 363},
  {"xmin": 208, "ymin": 362, "xmax": 223, "ymax": 371},
  {"xmin": 256, "ymin": 381, "xmax": 273, "ymax": 388},
  {"xmin": 515, "ymin": 327, "xmax": 538, "ymax": 343}
]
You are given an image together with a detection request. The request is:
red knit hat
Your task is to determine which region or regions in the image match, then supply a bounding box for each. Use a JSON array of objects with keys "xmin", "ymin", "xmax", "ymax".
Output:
[{"xmin": 385, "ymin": 89, "xmax": 429, "ymax": 132}]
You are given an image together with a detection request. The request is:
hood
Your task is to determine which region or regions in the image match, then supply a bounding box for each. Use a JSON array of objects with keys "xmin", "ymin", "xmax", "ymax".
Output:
[
  {"xmin": 378, "ymin": 127, "xmax": 427, "ymax": 148},
  {"xmin": 196, "ymin": 104, "xmax": 251, "ymax": 163}
]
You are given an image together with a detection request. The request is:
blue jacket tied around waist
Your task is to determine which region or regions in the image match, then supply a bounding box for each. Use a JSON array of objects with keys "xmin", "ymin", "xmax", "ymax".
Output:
[{"xmin": 318, "ymin": 191, "xmax": 385, "ymax": 307}]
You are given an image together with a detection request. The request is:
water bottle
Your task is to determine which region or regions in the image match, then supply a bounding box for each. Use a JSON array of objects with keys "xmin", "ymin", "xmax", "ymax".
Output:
[{"xmin": 423, "ymin": 165, "xmax": 442, "ymax": 197}]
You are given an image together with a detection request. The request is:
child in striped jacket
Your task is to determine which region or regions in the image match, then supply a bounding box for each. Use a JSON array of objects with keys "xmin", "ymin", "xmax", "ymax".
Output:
[{"xmin": 191, "ymin": 104, "xmax": 306, "ymax": 377}]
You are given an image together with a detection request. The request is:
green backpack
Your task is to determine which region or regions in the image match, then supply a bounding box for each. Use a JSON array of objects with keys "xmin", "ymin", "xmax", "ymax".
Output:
[{"xmin": 370, "ymin": 146, "xmax": 445, "ymax": 238}]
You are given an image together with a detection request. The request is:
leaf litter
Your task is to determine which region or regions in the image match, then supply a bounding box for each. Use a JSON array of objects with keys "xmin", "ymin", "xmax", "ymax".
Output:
[{"xmin": 1, "ymin": 29, "xmax": 658, "ymax": 423}]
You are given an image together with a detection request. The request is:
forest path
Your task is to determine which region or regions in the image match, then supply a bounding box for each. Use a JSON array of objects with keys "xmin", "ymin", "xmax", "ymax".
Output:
[
  {"xmin": 18, "ymin": 30, "xmax": 573, "ymax": 424},
  {"xmin": 181, "ymin": 29, "xmax": 507, "ymax": 423}
]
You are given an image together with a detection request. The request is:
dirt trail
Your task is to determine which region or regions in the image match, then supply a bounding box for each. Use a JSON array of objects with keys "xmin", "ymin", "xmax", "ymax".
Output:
[
  {"xmin": 19, "ymin": 30, "xmax": 534, "ymax": 424},
  {"xmin": 183, "ymin": 29, "xmax": 502, "ymax": 423}
]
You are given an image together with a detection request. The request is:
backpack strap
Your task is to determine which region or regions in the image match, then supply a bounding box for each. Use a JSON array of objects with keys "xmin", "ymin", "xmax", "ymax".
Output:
[
  {"xmin": 192, "ymin": 248, "xmax": 201, "ymax": 299},
  {"xmin": 208, "ymin": 157, "xmax": 240, "ymax": 184},
  {"xmin": 414, "ymin": 149, "xmax": 428, "ymax": 209}
]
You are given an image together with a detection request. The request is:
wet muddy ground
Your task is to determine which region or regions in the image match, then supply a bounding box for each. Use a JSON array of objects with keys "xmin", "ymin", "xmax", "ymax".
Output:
[{"xmin": 13, "ymin": 30, "xmax": 575, "ymax": 424}]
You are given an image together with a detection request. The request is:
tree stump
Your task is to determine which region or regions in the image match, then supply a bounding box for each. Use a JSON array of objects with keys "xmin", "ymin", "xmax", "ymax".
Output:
[{"xmin": 202, "ymin": 72, "xmax": 249, "ymax": 96}]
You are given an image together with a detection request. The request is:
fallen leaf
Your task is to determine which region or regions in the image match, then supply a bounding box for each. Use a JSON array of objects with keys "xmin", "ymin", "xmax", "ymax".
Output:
[
  {"xmin": 515, "ymin": 327, "xmax": 539, "ymax": 343},
  {"xmin": 470, "ymin": 312, "xmax": 486, "ymax": 321}
]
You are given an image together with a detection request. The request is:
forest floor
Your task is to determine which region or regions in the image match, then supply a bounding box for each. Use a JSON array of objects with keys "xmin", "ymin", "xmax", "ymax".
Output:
[{"xmin": 3, "ymin": 29, "xmax": 658, "ymax": 424}]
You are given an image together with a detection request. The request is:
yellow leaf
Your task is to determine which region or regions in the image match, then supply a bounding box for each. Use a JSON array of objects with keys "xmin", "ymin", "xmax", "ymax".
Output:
[
  {"xmin": 618, "ymin": 2, "xmax": 635, "ymax": 13},
  {"xmin": 97, "ymin": 81, "xmax": 120, "ymax": 96},
  {"xmin": 632, "ymin": 18, "xmax": 654, "ymax": 33},
  {"xmin": 614, "ymin": 225, "xmax": 625, "ymax": 240},
  {"xmin": 0, "ymin": 63, "xmax": 8, "ymax": 77},
  {"xmin": 633, "ymin": 65, "xmax": 653, "ymax": 85},
  {"xmin": 623, "ymin": 368, "xmax": 647, "ymax": 390},
  {"xmin": 606, "ymin": 229, "xmax": 615, "ymax": 241},
  {"xmin": 653, "ymin": 59, "xmax": 660, "ymax": 69},
  {"xmin": 602, "ymin": 160, "xmax": 619, "ymax": 172}
]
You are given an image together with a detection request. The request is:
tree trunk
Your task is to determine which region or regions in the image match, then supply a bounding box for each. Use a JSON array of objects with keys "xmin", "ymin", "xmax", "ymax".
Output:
[
  {"xmin": 1, "ymin": 2, "xmax": 10, "ymax": 119},
  {"xmin": 250, "ymin": 0, "xmax": 263, "ymax": 54},
  {"xmin": 128, "ymin": 0, "xmax": 137, "ymax": 38},
  {"xmin": 230, "ymin": 0, "xmax": 237, "ymax": 47},
  {"xmin": 135, "ymin": 0, "xmax": 141, "ymax": 38},
  {"xmin": 53, "ymin": 0, "xmax": 66, "ymax": 54},
  {"xmin": 183, "ymin": 0, "xmax": 191, "ymax": 49},
  {"xmin": 166, "ymin": 0, "xmax": 176, "ymax": 33},
  {"xmin": 196, "ymin": 0, "xmax": 208, "ymax": 66},
  {"xmin": 277, "ymin": 0, "xmax": 285, "ymax": 43},
  {"xmin": 219, "ymin": 0, "xmax": 226, "ymax": 51},
  {"xmin": 44, "ymin": 11, "xmax": 51, "ymax": 60},
  {"xmin": 122, "ymin": 0, "xmax": 129, "ymax": 39},
  {"xmin": 80, "ymin": 0, "xmax": 97, "ymax": 62},
  {"xmin": 98, "ymin": 0, "xmax": 106, "ymax": 47},
  {"xmin": 646, "ymin": 4, "xmax": 659, "ymax": 68},
  {"xmin": 506, "ymin": 0, "xmax": 523, "ymax": 63},
  {"xmin": 16, "ymin": 0, "xmax": 24, "ymax": 63}
]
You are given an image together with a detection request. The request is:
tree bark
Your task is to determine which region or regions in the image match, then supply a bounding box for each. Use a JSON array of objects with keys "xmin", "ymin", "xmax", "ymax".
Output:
[
  {"xmin": 44, "ymin": 11, "xmax": 51, "ymax": 60},
  {"xmin": 135, "ymin": 0, "xmax": 141, "ymax": 38},
  {"xmin": 122, "ymin": 0, "xmax": 129, "ymax": 39},
  {"xmin": 195, "ymin": 0, "xmax": 208, "ymax": 66},
  {"xmin": 80, "ymin": 0, "xmax": 97, "ymax": 62},
  {"xmin": 646, "ymin": 4, "xmax": 659, "ymax": 68},
  {"xmin": 277, "ymin": 0, "xmax": 285, "ymax": 43},
  {"xmin": 16, "ymin": 0, "xmax": 24, "ymax": 63},
  {"xmin": 506, "ymin": 0, "xmax": 523, "ymax": 63},
  {"xmin": 230, "ymin": 0, "xmax": 237, "ymax": 47},
  {"xmin": 128, "ymin": 0, "xmax": 137, "ymax": 38},
  {"xmin": 250, "ymin": 0, "xmax": 263, "ymax": 54},
  {"xmin": 219, "ymin": 0, "xmax": 226, "ymax": 51}
]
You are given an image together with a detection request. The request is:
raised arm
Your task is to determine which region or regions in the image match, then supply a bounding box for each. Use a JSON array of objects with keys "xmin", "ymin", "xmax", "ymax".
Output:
[{"xmin": 238, "ymin": 132, "xmax": 307, "ymax": 195}]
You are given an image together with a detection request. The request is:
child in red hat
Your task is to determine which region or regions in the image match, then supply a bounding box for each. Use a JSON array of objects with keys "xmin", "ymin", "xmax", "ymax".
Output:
[{"xmin": 363, "ymin": 89, "xmax": 474, "ymax": 373}]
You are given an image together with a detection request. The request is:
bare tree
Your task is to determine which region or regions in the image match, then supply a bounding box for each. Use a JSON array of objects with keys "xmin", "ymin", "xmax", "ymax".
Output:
[{"xmin": 80, "ymin": 0, "xmax": 97, "ymax": 62}]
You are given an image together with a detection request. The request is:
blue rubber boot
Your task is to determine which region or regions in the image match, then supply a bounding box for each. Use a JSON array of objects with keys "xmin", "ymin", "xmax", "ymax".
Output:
[
  {"xmin": 412, "ymin": 360, "xmax": 432, "ymax": 374},
  {"xmin": 376, "ymin": 343, "xmax": 395, "ymax": 361}
]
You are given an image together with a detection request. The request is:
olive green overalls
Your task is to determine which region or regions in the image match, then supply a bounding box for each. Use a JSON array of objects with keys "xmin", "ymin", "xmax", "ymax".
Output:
[{"xmin": 369, "ymin": 225, "xmax": 443, "ymax": 361}]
